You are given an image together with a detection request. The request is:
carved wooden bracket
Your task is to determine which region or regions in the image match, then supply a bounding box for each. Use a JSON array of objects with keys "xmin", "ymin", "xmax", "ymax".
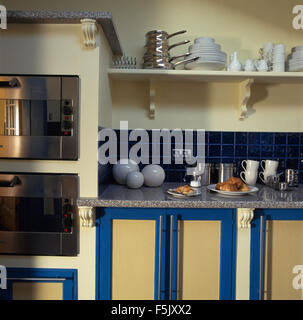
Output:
[
  {"xmin": 81, "ymin": 19, "xmax": 98, "ymax": 49},
  {"xmin": 238, "ymin": 78, "xmax": 254, "ymax": 120},
  {"xmin": 238, "ymin": 208, "xmax": 255, "ymax": 228},
  {"xmin": 78, "ymin": 206, "xmax": 96, "ymax": 227}
]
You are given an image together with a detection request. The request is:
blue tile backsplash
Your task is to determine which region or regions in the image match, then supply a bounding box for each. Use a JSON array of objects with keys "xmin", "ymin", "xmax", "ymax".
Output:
[{"xmin": 98, "ymin": 128, "xmax": 303, "ymax": 189}]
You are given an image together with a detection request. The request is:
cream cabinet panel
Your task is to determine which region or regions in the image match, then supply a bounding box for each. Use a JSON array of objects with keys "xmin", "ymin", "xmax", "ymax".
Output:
[
  {"xmin": 264, "ymin": 220, "xmax": 303, "ymax": 300},
  {"xmin": 177, "ymin": 220, "xmax": 221, "ymax": 300},
  {"xmin": 13, "ymin": 282, "xmax": 63, "ymax": 300},
  {"xmin": 111, "ymin": 219, "xmax": 156, "ymax": 300}
]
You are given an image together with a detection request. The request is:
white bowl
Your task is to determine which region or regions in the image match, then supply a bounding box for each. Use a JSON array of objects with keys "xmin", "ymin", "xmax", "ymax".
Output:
[
  {"xmin": 194, "ymin": 37, "xmax": 215, "ymax": 44},
  {"xmin": 292, "ymin": 45, "xmax": 303, "ymax": 52}
]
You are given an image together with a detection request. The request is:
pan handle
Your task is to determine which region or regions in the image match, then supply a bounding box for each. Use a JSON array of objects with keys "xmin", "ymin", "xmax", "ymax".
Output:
[
  {"xmin": 0, "ymin": 176, "xmax": 21, "ymax": 187},
  {"xmin": 172, "ymin": 56, "xmax": 199, "ymax": 68},
  {"xmin": 0, "ymin": 78, "xmax": 20, "ymax": 88},
  {"xmin": 168, "ymin": 40, "xmax": 190, "ymax": 51},
  {"xmin": 169, "ymin": 53, "xmax": 190, "ymax": 63},
  {"xmin": 167, "ymin": 30, "xmax": 187, "ymax": 39}
]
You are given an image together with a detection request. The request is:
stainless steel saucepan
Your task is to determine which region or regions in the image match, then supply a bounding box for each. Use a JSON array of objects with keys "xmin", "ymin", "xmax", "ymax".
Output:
[
  {"xmin": 144, "ymin": 40, "xmax": 190, "ymax": 55},
  {"xmin": 145, "ymin": 30, "xmax": 187, "ymax": 43}
]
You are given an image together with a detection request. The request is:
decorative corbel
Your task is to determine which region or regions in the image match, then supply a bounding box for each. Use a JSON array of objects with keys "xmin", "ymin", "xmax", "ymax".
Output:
[
  {"xmin": 78, "ymin": 206, "xmax": 96, "ymax": 227},
  {"xmin": 81, "ymin": 19, "xmax": 98, "ymax": 49},
  {"xmin": 238, "ymin": 208, "xmax": 255, "ymax": 228},
  {"xmin": 238, "ymin": 78, "xmax": 254, "ymax": 120}
]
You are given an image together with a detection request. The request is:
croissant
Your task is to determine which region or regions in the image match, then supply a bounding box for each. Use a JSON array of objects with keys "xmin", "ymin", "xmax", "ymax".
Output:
[{"xmin": 215, "ymin": 176, "xmax": 249, "ymax": 192}]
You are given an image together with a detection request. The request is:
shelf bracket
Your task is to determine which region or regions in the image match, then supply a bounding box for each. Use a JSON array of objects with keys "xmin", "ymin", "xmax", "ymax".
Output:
[
  {"xmin": 149, "ymin": 80, "xmax": 156, "ymax": 119},
  {"xmin": 78, "ymin": 206, "xmax": 96, "ymax": 227},
  {"xmin": 81, "ymin": 19, "xmax": 98, "ymax": 49},
  {"xmin": 238, "ymin": 78, "xmax": 254, "ymax": 120},
  {"xmin": 238, "ymin": 208, "xmax": 255, "ymax": 228}
]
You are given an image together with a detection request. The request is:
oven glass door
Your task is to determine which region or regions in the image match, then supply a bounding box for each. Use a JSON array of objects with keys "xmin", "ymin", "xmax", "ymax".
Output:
[
  {"xmin": 0, "ymin": 99, "xmax": 72, "ymax": 137},
  {"xmin": 0, "ymin": 197, "xmax": 72, "ymax": 234}
]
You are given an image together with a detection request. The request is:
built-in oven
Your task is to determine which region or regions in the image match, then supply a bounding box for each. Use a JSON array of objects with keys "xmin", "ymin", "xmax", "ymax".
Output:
[
  {"xmin": 0, "ymin": 75, "xmax": 79, "ymax": 160},
  {"xmin": 0, "ymin": 173, "xmax": 79, "ymax": 256}
]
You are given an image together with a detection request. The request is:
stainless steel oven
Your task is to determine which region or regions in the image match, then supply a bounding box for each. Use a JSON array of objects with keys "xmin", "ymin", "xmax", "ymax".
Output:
[
  {"xmin": 0, "ymin": 173, "xmax": 79, "ymax": 256},
  {"xmin": 0, "ymin": 75, "xmax": 79, "ymax": 160}
]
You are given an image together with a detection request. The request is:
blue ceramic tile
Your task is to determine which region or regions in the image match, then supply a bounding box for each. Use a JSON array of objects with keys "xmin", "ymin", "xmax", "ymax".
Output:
[
  {"xmin": 287, "ymin": 133, "xmax": 300, "ymax": 145},
  {"xmin": 209, "ymin": 145, "xmax": 221, "ymax": 157},
  {"xmin": 247, "ymin": 145, "xmax": 260, "ymax": 157},
  {"xmin": 222, "ymin": 145, "xmax": 234, "ymax": 157},
  {"xmin": 274, "ymin": 133, "xmax": 287, "ymax": 145},
  {"xmin": 234, "ymin": 145, "xmax": 246, "ymax": 157},
  {"xmin": 248, "ymin": 132, "xmax": 260, "ymax": 145},
  {"xmin": 209, "ymin": 132, "xmax": 222, "ymax": 144},
  {"xmin": 260, "ymin": 133, "xmax": 274, "ymax": 145},
  {"xmin": 222, "ymin": 132, "xmax": 235, "ymax": 144},
  {"xmin": 274, "ymin": 146, "xmax": 286, "ymax": 158},
  {"xmin": 236, "ymin": 132, "xmax": 247, "ymax": 144},
  {"xmin": 288, "ymin": 146, "xmax": 299, "ymax": 158},
  {"xmin": 261, "ymin": 145, "xmax": 274, "ymax": 157},
  {"xmin": 286, "ymin": 159, "xmax": 299, "ymax": 169}
]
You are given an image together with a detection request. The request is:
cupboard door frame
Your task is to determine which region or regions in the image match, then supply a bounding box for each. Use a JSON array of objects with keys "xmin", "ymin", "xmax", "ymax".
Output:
[
  {"xmin": 96, "ymin": 208, "xmax": 167, "ymax": 300},
  {"xmin": 0, "ymin": 268, "xmax": 77, "ymax": 300},
  {"xmin": 167, "ymin": 208, "xmax": 237, "ymax": 300},
  {"xmin": 250, "ymin": 209, "xmax": 303, "ymax": 300}
]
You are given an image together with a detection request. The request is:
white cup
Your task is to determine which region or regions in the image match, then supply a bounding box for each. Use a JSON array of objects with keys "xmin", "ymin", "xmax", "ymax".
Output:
[
  {"xmin": 259, "ymin": 170, "xmax": 276, "ymax": 184},
  {"xmin": 244, "ymin": 59, "xmax": 256, "ymax": 71},
  {"xmin": 240, "ymin": 170, "xmax": 258, "ymax": 186},
  {"xmin": 241, "ymin": 160, "xmax": 259, "ymax": 172},
  {"xmin": 256, "ymin": 59, "xmax": 268, "ymax": 71},
  {"xmin": 261, "ymin": 159, "xmax": 279, "ymax": 173}
]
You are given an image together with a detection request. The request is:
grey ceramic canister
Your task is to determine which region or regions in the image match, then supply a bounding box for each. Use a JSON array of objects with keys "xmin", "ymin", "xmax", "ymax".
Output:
[
  {"xmin": 142, "ymin": 164, "xmax": 165, "ymax": 187},
  {"xmin": 126, "ymin": 171, "xmax": 145, "ymax": 189}
]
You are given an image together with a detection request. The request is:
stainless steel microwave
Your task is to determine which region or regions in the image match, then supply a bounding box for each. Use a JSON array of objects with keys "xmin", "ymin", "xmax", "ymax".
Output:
[
  {"xmin": 0, "ymin": 173, "xmax": 79, "ymax": 256},
  {"xmin": 0, "ymin": 75, "xmax": 79, "ymax": 160}
]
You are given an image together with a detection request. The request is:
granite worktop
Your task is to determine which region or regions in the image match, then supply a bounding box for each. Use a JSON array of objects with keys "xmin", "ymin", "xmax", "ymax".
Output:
[{"xmin": 77, "ymin": 183, "xmax": 303, "ymax": 209}]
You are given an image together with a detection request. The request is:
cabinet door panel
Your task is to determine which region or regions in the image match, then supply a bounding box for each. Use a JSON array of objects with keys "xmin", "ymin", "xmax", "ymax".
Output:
[
  {"xmin": 112, "ymin": 219, "xmax": 156, "ymax": 300},
  {"xmin": 264, "ymin": 220, "xmax": 303, "ymax": 300},
  {"xmin": 12, "ymin": 282, "xmax": 63, "ymax": 300},
  {"xmin": 177, "ymin": 220, "xmax": 221, "ymax": 300}
]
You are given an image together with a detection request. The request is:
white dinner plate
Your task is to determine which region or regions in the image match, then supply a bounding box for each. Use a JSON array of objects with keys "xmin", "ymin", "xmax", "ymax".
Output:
[
  {"xmin": 167, "ymin": 188, "xmax": 201, "ymax": 198},
  {"xmin": 185, "ymin": 61, "xmax": 226, "ymax": 71},
  {"xmin": 207, "ymin": 184, "xmax": 259, "ymax": 196}
]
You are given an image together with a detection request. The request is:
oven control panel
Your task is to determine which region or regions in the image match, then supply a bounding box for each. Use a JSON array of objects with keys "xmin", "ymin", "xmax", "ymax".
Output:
[
  {"xmin": 62, "ymin": 199, "xmax": 74, "ymax": 233},
  {"xmin": 61, "ymin": 99, "xmax": 74, "ymax": 136}
]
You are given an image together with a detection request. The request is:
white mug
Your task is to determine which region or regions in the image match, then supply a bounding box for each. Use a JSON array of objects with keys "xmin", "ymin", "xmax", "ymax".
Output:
[
  {"xmin": 261, "ymin": 160, "xmax": 279, "ymax": 174},
  {"xmin": 256, "ymin": 59, "xmax": 268, "ymax": 72},
  {"xmin": 241, "ymin": 160, "xmax": 259, "ymax": 172},
  {"xmin": 259, "ymin": 170, "xmax": 275, "ymax": 184},
  {"xmin": 240, "ymin": 170, "xmax": 258, "ymax": 186}
]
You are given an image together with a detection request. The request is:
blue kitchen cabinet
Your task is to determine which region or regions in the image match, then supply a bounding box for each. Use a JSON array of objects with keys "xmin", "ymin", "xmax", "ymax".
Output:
[
  {"xmin": 250, "ymin": 209, "xmax": 303, "ymax": 300},
  {"xmin": 96, "ymin": 208, "xmax": 236, "ymax": 300},
  {"xmin": 0, "ymin": 268, "xmax": 77, "ymax": 300}
]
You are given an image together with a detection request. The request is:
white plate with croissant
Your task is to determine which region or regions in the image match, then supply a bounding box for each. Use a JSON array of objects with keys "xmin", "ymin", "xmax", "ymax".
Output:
[
  {"xmin": 207, "ymin": 177, "xmax": 259, "ymax": 196},
  {"xmin": 167, "ymin": 185, "xmax": 201, "ymax": 198}
]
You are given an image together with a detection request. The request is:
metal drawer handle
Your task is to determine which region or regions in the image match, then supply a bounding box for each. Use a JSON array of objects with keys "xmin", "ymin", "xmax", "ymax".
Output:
[
  {"xmin": 0, "ymin": 78, "xmax": 20, "ymax": 88},
  {"xmin": 158, "ymin": 215, "xmax": 163, "ymax": 300}
]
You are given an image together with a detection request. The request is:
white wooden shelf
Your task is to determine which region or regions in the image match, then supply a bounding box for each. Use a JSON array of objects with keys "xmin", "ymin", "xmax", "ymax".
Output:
[{"xmin": 108, "ymin": 68, "xmax": 303, "ymax": 119}]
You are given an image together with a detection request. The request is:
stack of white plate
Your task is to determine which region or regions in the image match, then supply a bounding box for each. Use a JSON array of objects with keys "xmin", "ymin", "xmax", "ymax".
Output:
[
  {"xmin": 288, "ymin": 46, "xmax": 303, "ymax": 72},
  {"xmin": 272, "ymin": 44, "xmax": 285, "ymax": 72},
  {"xmin": 185, "ymin": 37, "xmax": 227, "ymax": 71}
]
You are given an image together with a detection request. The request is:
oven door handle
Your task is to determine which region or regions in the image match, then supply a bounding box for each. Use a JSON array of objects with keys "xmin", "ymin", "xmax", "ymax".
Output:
[
  {"xmin": 0, "ymin": 78, "xmax": 20, "ymax": 88},
  {"xmin": 0, "ymin": 176, "xmax": 21, "ymax": 187}
]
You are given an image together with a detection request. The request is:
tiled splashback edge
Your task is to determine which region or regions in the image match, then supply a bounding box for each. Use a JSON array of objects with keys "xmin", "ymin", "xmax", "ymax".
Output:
[{"xmin": 98, "ymin": 128, "xmax": 303, "ymax": 192}]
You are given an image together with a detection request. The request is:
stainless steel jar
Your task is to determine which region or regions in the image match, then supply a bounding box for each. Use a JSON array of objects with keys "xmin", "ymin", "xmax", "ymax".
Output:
[{"xmin": 217, "ymin": 163, "xmax": 235, "ymax": 183}]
